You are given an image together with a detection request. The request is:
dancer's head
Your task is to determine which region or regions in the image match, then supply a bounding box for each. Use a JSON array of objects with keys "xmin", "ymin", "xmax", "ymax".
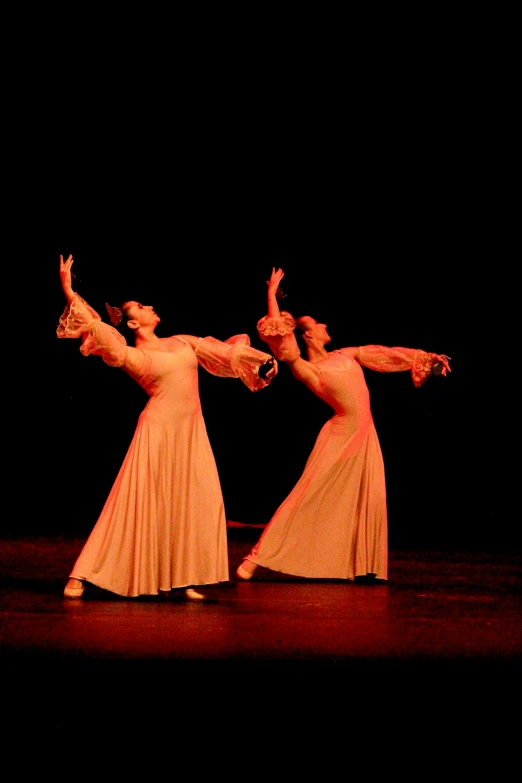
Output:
[
  {"xmin": 295, "ymin": 316, "xmax": 331, "ymax": 348},
  {"xmin": 106, "ymin": 301, "xmax": 161, "ymax": 333}
]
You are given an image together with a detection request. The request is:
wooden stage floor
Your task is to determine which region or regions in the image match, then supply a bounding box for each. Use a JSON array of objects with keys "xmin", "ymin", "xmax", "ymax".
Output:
[{"xmin": 1, "ymin": 527, "xmax": 520, "ymax": 730}]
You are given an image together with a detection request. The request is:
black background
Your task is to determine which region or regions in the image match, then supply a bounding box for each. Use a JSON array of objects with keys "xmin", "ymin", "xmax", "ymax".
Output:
[
  {"xmin": 8, "ymin": 32, "xmax": 509, "ymax": 554},
  {"xmin": 21, "ymin": 202, "xmax": 500, "ymax": 553}
]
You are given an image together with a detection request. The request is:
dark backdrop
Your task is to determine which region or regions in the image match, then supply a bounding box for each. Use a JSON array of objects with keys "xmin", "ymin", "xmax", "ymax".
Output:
[
  {"xmin": 9, "ymin": 56, "xmax": 508, "ymax": 553},
  {"xmin": 17, "ymin": 196, "xmax": 503, "ymax": 554}
]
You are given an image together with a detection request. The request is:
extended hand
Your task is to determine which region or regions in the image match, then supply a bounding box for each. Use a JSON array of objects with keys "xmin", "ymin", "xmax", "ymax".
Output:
[
  {"xmin": 258, "ymin": 357, "xmax": 278, "ymax": 381},
  {"xmin": 432, "ymin": 354, "xmax": 452, "ymax": 377}
]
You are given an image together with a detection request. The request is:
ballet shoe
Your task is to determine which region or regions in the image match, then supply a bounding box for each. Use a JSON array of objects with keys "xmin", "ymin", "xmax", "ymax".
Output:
[
  {"xmin": 236, "ymin": 562, "xmax": 257, "ymax": 581},
  {"xmin": 184, "ymin": 588, "xmax": 207, "ymax": 601},
  {"xmin": 64, "ymin": 578, "xmax": 85, "ymax": 598}
]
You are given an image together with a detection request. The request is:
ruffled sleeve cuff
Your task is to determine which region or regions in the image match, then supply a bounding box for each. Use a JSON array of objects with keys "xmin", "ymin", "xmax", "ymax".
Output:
[
  {"xmin": 56, "ymin": 293, "xmax": 101, "ymax": 338},
  {"xmin": 194, "ymin": 334, "xmax": 278, "ymax": 392},
  {"xmin": 257, "ymin": 311, "xmax": 296, "ymax": 337},
  {"xmin": 256, "ymin": 312, "xmax": 301, "ymax": 363},
  {"xmin": 412, "ymin": 352, "xmax": 451, "ymax": 387},
  {"xmin": 57, "ymin": 294, "xmax": 128, "ymax": 367}
]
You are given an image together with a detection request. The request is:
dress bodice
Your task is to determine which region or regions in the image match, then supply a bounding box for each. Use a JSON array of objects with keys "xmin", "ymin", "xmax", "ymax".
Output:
[
  {"xmin": 311, "ymin": 351, "xmax": 372, "ymax": 428},
  {"xmin": 129, "ymin": 340, "xmax": 203, "ymax": 422}
]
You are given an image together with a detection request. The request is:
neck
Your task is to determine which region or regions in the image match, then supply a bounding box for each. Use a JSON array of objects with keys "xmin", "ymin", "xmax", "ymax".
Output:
[
  {"xmin": 133, "ymin": 328, "xmax": 160, "ymax": 347},
  {"xmin": 306, "ymin": 342, "xmax": 329, "ymax": 363}
]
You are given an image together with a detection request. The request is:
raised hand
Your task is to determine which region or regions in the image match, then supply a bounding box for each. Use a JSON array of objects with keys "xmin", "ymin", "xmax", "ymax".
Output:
[
  {"xmin": 266, "ymin": 267, "xmax": 285, "ymax": 319},
  {"xmin": 59, "ymin": 254, "xmax": 75, "ymax": 302},
  {"xmin": 267, "ymin": 267, "xmax": 284, "ymax": 293}
]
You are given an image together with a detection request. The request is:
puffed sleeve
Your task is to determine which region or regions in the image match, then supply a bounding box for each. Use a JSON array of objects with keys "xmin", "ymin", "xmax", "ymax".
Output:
[
  {"xmin": 57, "ymin": 293, "xmax": 128, "ymax": 368},
  {"xmin": 348, "ymin": 345, "xmax": 451, "ymax": 388},
  {"xmin": 80, "ymin": 321, "xmax": 128, "ymax": 367},
  {"xmin": 194, "ymin": 334, "xmax": 278, "ymax": 392},
  {"xmin": 256, "ymin": 311, "xmax": 301, "ymax": 363}
]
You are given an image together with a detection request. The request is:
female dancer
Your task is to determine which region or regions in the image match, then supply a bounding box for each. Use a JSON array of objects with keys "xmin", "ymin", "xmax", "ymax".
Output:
[
  {"xmin": 237, "ymin": 267, "xmax": 450, "ymax": 582},
  {"xmin": 58, "ymin": 254, "xmax": 277, "ymax": 600}
]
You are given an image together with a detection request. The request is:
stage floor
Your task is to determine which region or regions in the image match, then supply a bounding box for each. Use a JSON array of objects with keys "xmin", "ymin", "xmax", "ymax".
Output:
[
  {"xmin": 2, "ymin": 527, "xmax": 520, "ymax": 731},
  {"xmin": 1, "ymin": 527, "xmax": 520, "ymax": 662}
]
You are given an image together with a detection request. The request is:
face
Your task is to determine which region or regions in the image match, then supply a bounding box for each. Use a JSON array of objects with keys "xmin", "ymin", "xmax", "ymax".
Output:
[
  {"xmin": 123, "ymin": 301, "xmax": 161, "ymax": 328},
  {"xmin": 299, "ymin": 316, "xmax": 331, "ymax": 344}
]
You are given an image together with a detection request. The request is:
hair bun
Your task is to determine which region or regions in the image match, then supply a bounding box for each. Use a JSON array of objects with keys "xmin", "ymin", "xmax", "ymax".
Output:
[{"xmin": 105, "ymin": 302, "xmax": 123, "ymax": 326}]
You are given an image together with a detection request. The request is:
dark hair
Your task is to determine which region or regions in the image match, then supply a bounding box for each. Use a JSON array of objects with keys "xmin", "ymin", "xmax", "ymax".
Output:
[
  {"xmin": 120, "ymin": 302, "xmax": 135, "ymax": 318},
  {"xmin": 295, "ymin": 315, "xmax": 313, "ymax": 332}
]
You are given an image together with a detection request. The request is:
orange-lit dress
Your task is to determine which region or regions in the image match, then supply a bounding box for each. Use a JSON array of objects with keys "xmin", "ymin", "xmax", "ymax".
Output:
[
  {"xmin": 245, "ymin": 313, "xmax": 450, "ymax": 581},
  {"xmin": 57, "ymin": 294, "xmax": 277, "ymax": 597}
]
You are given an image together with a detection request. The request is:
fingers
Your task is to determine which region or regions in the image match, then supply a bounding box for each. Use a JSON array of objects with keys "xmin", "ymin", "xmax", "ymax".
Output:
[{"xmin": 267, "ymin": 267, "xmax": 284, "ymax": 286}]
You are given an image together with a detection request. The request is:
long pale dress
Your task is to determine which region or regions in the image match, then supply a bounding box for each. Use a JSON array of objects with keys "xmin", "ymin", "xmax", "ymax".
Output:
[
  {"xmin": 246, "ymin": 312, "xmax": 451, "ymax": 581},
  {"xmin": 57, "ymin": 294, "xmax": 277, "ymax": 597}
]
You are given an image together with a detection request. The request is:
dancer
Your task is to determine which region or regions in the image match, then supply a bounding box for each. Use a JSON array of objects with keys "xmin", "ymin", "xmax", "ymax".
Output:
[
  {"xmin": 57, "ymin": 254, "xmax": 277, "ymax": 600},
  {"xmin": 236, "ymin": 267, "xmax": 450, "ymax": 582}
]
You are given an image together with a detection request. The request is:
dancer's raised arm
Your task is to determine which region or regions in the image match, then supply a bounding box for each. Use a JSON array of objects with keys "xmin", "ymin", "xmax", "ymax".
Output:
[
  {"xmin": 59, "ymin": 254, "xmax": 76, "ymax": 305},
  {"xmin": 267, "ymin": 267, "xmax": 284, "ymax": 318}
]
